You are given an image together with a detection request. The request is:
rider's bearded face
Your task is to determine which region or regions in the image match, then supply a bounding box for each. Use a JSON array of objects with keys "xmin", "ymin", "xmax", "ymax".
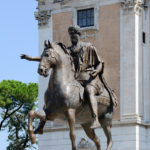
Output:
[{"xmin": 70, "ymin": 33, "xmax": 80, "ymax": 45}]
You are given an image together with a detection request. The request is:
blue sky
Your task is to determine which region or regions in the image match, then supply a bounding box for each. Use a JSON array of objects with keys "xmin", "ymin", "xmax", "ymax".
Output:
[
  {"xmin": 0, "ymin": 0, "xmax": 38, "ymax": 83},
  {"xmin": 0, "ymin": 1, "xmax": 39, "ymax": 149}
]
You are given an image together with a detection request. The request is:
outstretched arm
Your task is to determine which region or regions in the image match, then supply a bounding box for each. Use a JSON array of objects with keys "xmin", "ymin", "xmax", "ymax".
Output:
[{"xmin": 20, "ymin": 54, "xmax": 41, "ymax": 62}]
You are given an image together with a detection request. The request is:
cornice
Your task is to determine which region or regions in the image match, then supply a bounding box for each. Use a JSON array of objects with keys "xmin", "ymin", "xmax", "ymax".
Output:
[{"xmin": 43, "ymin": 120, "xmax": 150, "ymax": 133}]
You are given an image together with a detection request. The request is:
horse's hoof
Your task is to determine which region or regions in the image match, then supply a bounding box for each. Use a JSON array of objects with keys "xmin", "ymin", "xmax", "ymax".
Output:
[
  {"xmin": 34, "ymin": 128, "xmax": 43, "ymax": 134},
  {"xmin": 106, "ymin": 141, "xmax": 113, "ymax": 150},
  {"xmin": 30, "ymin": 134, "xmax": 36, "ymax": 144}
]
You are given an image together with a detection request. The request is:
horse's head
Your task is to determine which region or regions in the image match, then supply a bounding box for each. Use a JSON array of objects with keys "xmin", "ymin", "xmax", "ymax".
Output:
[{"xmin": 38, "ymin": 40, "xmax": 58, "ymax": 77}]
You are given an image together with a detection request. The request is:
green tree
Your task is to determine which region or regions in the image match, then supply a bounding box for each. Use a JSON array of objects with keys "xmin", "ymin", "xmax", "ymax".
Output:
[{"xmin": 0, "ymin": 80, "xmax": 38, "ymax": 149}]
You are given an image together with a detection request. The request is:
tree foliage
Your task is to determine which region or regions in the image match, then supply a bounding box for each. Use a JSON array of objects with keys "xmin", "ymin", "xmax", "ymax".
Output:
[{"xmin": 0, "ymin": 80, "xmax": 38, "ymax": 149}]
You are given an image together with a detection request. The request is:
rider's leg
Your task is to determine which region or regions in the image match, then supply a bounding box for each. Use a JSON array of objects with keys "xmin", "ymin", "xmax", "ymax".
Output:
[{"xmin": 85, "ymin": 84, "xmax": 100, "ymax": 129}]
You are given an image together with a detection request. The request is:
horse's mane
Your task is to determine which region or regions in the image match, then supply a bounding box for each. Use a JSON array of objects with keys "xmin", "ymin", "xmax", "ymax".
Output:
[
  {"xmin": 56, "ymin": 42, "xmax": 75, "ymax": 72},
  {"xmin": 57, "ymin": 42, "xmax": 70, "ymax": 55}
]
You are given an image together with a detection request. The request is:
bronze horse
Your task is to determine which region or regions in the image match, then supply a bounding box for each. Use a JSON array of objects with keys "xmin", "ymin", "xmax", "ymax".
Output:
[{"xmin": 21, "ymin": 41, "xmax": 114, "ymax": 150}]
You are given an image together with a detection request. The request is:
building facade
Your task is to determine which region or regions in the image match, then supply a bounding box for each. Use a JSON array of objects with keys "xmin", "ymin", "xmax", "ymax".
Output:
[{"xmin": 35, "ymin": 0, "xmax": 150, "ymax": 149}]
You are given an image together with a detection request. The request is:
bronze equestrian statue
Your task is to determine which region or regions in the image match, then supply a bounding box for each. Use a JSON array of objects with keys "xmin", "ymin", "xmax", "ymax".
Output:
[{"xmin": 21, "ymin": 26, "xmax": 117, "ymax": 150}]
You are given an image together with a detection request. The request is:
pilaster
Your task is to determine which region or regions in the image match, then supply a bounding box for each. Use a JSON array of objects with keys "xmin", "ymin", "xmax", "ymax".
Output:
[
  {"xmin": 143, "ymin": 1, "xmax": 150, "ymax": 123},
  {"xmin": 120, "ymin": 0, "xmax": 145, "ymax": 122},
  {"xmin": 34, "ymin": 3, "xmax": 53, "ymax": 110}
]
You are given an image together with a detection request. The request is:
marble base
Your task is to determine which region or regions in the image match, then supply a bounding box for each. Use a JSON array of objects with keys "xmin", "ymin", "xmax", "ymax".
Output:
[{"xmin": 38, "ymin": 121, "xmax": 150, "ymax": 150}]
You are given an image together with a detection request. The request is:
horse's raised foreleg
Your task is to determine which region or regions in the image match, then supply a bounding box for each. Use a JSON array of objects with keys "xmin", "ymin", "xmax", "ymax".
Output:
[
  {"xmin": 99, "ymin": 116, "xmax": 113, "ymax": 150},
  {"xmin": 81, "ymin": 123, "xmax": 101, "ymax": 150},
  {"xmin": 65, "ymin": 108, "xmax": 76, "ymax": 150},
  {"xmin": 28, "ymin": 110, "xmax": 46, "ymax": 144},
  {"xmin": 34, "ymin": 120, "xmax": 46, "ymax": 134}
]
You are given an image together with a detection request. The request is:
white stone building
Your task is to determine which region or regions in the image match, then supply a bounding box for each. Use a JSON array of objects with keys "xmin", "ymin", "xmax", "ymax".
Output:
[{"xmin": 35, "ymin": 0, "xmax": 150, "ymax": 149}]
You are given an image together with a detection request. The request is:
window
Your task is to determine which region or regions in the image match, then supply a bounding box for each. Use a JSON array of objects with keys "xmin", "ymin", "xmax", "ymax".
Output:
[
  {"xmin": 143, "ymin": 32, "xmax": 145, "ymax": 44},
  {"xmin": 53, "ymin": 0, "xmax": 64, "ymax": 3},
  {"xmin": 77, "ymin": 8, "xmax": 94, "ymax": 28}
]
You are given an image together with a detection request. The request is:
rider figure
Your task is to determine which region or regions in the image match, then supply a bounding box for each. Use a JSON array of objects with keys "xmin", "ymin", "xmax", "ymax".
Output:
[{"xmin": 67, "ymin": 26, "xmax": 105, "ymax": 129}]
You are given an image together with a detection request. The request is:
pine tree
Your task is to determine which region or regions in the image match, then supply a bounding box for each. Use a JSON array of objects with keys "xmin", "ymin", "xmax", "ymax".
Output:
[{"xmin": 0, "ymin": 80, "xmax": 38, "ymax": 150}]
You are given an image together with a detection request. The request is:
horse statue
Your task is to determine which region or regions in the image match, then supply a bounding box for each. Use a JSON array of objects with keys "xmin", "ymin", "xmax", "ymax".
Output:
[{"xmin": 21, "ymin": 41, "xmax": 115, "ymax": 150}]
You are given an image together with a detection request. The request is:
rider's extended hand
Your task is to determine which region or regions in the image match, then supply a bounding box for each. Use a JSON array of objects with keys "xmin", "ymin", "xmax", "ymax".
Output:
[{"xmin": 20, "ymin": 54, "xmax": 28, "ymax": 59}]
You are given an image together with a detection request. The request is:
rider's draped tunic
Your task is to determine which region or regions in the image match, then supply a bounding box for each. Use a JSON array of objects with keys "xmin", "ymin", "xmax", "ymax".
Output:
[
  {"xmin": 68, "ymin": 42, "xmax": 103, "ymax": 92},
  {"xmin": 68, "ymin": 42, "xmax": 118, "ymax": 108},
  {"xmin": 71, "ymin": 42, "xmax": 102, "ymax": 72}
]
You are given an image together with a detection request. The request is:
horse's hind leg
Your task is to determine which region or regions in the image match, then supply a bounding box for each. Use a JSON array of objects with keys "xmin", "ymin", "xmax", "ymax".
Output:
[
  {"xmin": 28, "ymin": 110, "xmax": 46, "ymax": 144},
  {"xmin": 102, "ymin": 125, "xmax": 113, "ymax": 150},
  {"xmin": 65, "ymin": 108, "xmax": 76, "ymax": 150},
  {"xmin": 99, "ymin": 115, "xmax": 113, "ymax": 150},
  {"xmin": 81, "ymin": 123, "xmax": 101, "ymax": 150}
]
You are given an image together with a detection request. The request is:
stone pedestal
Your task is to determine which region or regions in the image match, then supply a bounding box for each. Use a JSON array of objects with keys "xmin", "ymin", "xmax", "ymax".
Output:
[{"xmin": 38, "ymin": 121, "xmax": 150, "ymax": 150}]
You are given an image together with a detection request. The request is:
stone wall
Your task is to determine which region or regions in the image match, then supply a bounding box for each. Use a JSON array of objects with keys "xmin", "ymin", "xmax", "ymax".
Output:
[{"xmin": 52, "ymin": 2, "xmax": 120, "ymax": 120}]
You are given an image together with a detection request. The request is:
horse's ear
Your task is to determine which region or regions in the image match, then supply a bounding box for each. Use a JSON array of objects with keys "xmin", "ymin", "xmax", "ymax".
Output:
[
  {"xmin": 44, "ymin": 40, "xmax": 48, "ymax": 48},
  {"xmin": 48, "ymin": 40, "xmax": 53, "ymax": 49},
  {"xmin": 45, "ymin": 40, "xmax": 53, "ymax": 49}
]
